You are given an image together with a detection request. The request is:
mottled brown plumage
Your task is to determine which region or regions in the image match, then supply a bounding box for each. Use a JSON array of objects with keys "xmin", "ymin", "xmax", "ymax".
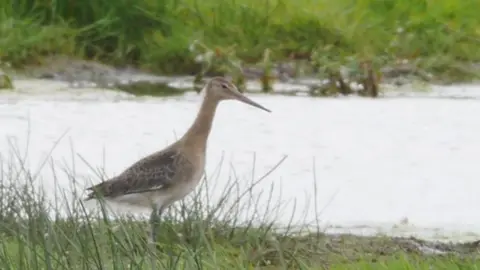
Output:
[
  {"xmin": 85, "ymin": 149, "xmax": 192, "ymax": 199},
  {"xmin": 84, "ymin": 77, "xmax": 270, "ymax": 263}
]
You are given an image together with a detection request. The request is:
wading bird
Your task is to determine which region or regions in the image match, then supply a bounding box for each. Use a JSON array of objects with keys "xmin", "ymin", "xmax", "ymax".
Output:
[{"xmin": 84, "ymin": 77, "xmax": 271, "ymax": 264}]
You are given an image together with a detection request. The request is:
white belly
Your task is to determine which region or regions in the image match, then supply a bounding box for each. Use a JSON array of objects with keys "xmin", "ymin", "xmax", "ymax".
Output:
[
  {"xmin": 107, "ymin": 191, "xmax": 170, "ymax": 209},
  {"xmin": 107, "ymin": 166, "xmax": 204, "ymax": 210}
]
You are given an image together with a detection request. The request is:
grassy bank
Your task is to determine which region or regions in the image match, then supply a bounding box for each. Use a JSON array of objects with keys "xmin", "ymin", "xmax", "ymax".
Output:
[
  {"xmin": 1, "ymin": 0, "xmax": 480, "ymax": 80},
  {"xmin": 1, "ymin": 146, "xmax": 480, "ymax": 270}
]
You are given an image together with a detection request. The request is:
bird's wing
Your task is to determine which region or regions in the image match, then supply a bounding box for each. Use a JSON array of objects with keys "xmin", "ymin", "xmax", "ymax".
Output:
[{"xmin": 85, "ymin": 149, "xmax": 192, "ymax": 200}]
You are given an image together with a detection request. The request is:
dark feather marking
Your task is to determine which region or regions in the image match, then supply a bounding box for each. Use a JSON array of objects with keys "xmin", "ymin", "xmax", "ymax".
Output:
[{"xmin": 85, "ymin": 149, "xmax": 192, "ymax": 200}]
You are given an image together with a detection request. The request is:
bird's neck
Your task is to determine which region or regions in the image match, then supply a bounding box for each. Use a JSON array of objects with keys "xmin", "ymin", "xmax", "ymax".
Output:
[{"xmin": 182, "ymin": 94, "xmax": 219, "ymax": 150}]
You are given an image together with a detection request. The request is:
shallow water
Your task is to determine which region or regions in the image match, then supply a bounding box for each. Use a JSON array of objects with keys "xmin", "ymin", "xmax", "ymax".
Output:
[{"xmin": 1, "ymin": 79, "xmax": 480, "ymax": 243}]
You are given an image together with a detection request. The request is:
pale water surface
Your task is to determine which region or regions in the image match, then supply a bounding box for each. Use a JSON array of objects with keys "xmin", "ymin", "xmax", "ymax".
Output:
[{"xmin": 1, "ymin": 79, "xmax": 480, "ymax": 243}]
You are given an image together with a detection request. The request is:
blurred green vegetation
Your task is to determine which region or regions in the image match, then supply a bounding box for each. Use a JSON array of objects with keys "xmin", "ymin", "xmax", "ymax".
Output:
[{"xmin": 1, "ymin": 0, "xmax": 479, "ymax": 76}]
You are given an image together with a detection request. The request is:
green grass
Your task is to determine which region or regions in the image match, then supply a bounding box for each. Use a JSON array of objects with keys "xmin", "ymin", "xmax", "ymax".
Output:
[
  {"xmin": 1, "ymin": 0, "xmax": 480, "ymax": 79},
  {"xmin": 1, "ymin": 143, "xmax": 480, "ymax": 270}
]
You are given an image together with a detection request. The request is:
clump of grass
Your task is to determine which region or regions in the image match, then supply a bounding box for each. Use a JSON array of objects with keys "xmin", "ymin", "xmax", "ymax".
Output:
[
  {"xmin": 0, "ymin": 70, "xmax": 14, "ymax": 90},
  {"xmin": 260, "ymin": 49, "xmax": 274, "ymax": 93},
  {"xmin": 0, "ymin": 144, "xmax": 317, "ymax": 269},
  {"xmin": 1, "ymin": 143, "xmax": 480, "ymax": 269}
]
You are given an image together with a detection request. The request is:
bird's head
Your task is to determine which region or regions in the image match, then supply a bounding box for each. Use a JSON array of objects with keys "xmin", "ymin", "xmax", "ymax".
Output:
[{"xmin": 205, "ymin": 77, "xmax": 271, "ymax": 112}]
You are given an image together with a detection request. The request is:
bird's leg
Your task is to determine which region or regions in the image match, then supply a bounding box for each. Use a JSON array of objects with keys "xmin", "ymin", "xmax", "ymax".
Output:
[
  {"xmin": 149, "ymin": 206, "xmax": 163, "ymax": 270},
  {"xmin": 149, "ymin": 207, "xmax": 161, "ymax": 245}
]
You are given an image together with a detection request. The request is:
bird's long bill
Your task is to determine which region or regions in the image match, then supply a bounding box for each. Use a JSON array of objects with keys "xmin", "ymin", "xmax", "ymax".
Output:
[{"xmin": 232, "ymin": 91, "xmax": 271, "ymax": 113}]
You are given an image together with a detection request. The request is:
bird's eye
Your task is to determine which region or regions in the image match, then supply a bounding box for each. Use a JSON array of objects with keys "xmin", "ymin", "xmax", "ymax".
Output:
[{"xmin": 221, "ymin": 84, "xmax": 228, "ymax": 89}]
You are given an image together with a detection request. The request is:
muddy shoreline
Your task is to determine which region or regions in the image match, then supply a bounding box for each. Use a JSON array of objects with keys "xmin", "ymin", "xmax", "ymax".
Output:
[
  {"xmin": 321, "ymin": 233, "xmax": 480, "ymax": 256},
  {"xmin": 3, "ymin": 55, "xmax": 479, "ymax": 97},
  {"xmin": 241, "ymin": 230, "xmax": 480, "ymax": 267}
]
